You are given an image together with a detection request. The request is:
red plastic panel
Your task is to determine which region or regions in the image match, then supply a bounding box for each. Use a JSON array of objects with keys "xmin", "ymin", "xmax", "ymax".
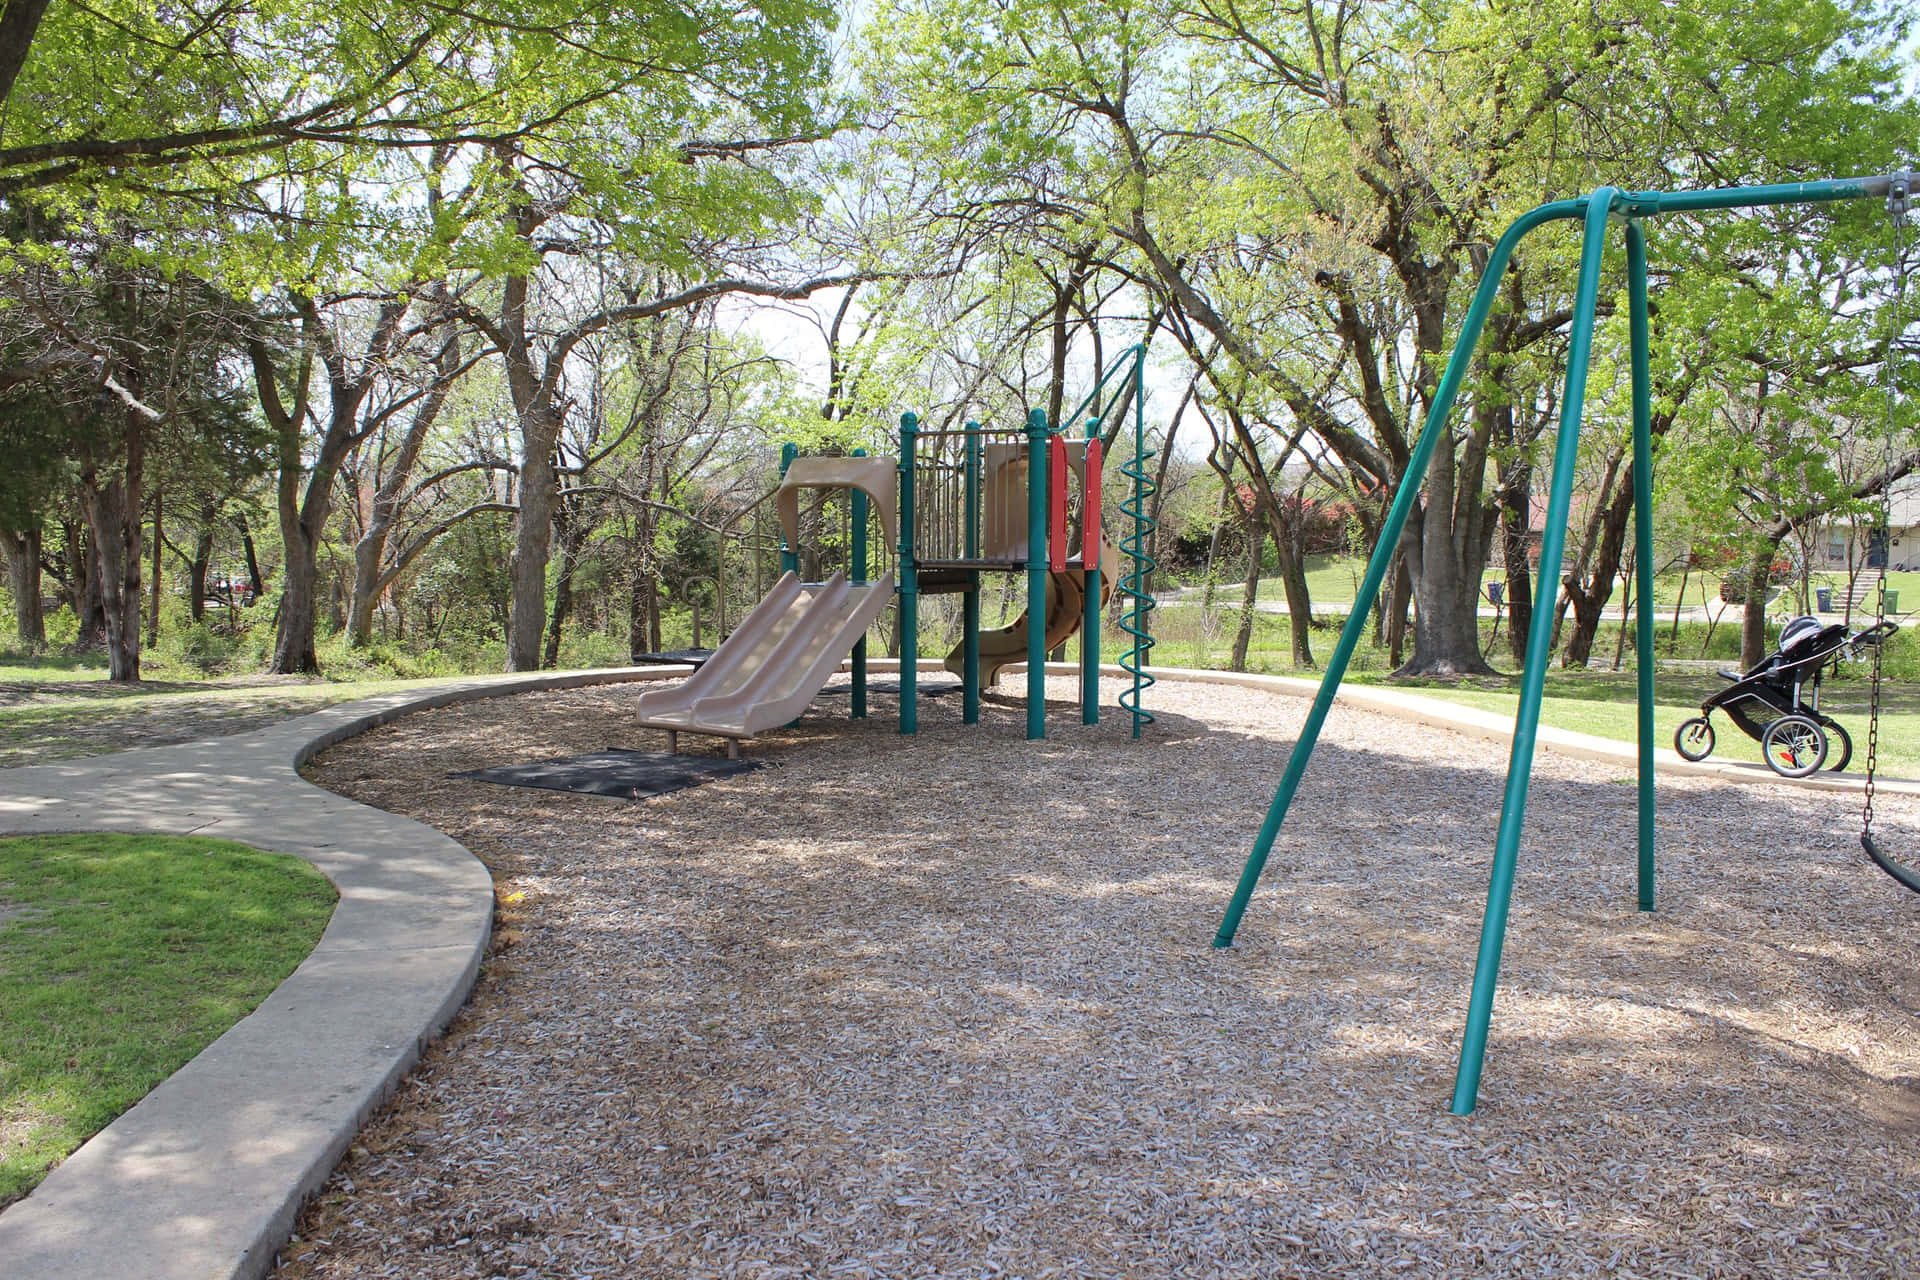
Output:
[
  {"xmin": 1083, "ymin": 438, "xmax": 1102, "ymax": 569},
  {"xmin": 1049, "ymin": 435, "xmax": 1069, "ymax": 571}
]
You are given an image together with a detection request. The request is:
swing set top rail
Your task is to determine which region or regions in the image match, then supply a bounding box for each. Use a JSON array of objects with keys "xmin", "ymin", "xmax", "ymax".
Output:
[{"xmin": 1514, "ymin": 172, "xmax": 1905, "ymax": 230}]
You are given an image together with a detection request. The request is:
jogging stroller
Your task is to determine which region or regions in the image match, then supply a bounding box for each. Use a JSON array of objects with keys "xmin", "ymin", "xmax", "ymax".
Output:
[{"xmin": 1673, "ymin": 615, "xmax": 1897, "ymax": 778}]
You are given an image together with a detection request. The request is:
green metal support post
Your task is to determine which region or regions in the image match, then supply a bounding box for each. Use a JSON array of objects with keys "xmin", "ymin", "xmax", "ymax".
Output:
[
  {"xmin": 1026, "ymin": 407, "xmax": 1049, "ymax": 741},
  {"xmin": 964, "ymin": 424, "xmax": 982, "ymax": 725},
  {"xmin": 1628, "ymin": 222, "xmax": 1657, "ymax": 911},
  {"xmin": 899, "ymin": 414, "xmax": 919, "ymax": 736},
  {"xmin": 1212, "ymin": 197, "xmax": 1584, "ymax": 950},
  {"xmin": 1449, "ymin": 187, "xmax": 1621, "ymax": 1116},
  {"xmin": 851, "ymin": 448, "xmax": 870, "ymax": 721},
  {"xmin": 1211, "ymin": 168, "xmax": 1910, "ymax": 1116},
  {"xmin": 778, "ymin": 442, "xmax": 799, "ymax": 579},
  {"xmin": 1082, "ymin": 416, "xmax": 1101, "ymax": 726}
]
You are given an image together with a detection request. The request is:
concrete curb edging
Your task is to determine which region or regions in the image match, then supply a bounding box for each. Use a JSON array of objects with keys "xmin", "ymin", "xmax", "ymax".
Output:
[
  {"xmin": 0, "ymin": 658, "xmax": 1908, "ymax": 1280},
  {"xmin": 1122, "ymin": 663, "xmax": 1920, "ymax": 796},
  {"xmin": 0, "ymin": 666, "xmax": 679, "ymax": 1280}
]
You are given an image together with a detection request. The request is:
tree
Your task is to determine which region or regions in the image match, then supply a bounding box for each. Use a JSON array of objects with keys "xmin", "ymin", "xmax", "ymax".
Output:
[
  {"xmin": 0, "ymin": 221, "xmax": 252, "ymax": 679},
  {"xmin": 339, "ymin": 300, "xmax": 501, "ymax": 648},
  {"xmin": 865, "ymin": 0, "xmax": 1917, "ymax": 680},
  {"xmin": 249, "ymin": 294, "xmax": 440, "ymax": 673}
]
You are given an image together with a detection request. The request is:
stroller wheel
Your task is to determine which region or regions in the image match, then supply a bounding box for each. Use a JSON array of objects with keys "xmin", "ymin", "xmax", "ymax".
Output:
[
  {"xmin": 1817, "ymin": 717, "xmax": 1852, "ymax": 772},
  {"xmin": 1761, "ymin": 714, "xmax": 1829, "ymax": 778},
  {"xmin": 1674, "ymin": 716, "xmax": 1716, "ymax": 761}
]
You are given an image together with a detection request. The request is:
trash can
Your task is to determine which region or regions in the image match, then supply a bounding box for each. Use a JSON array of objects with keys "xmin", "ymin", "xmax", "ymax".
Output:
[
  {"xmin": 1816, "ymin": 586, "xmax": 1833, "ymax": 611},
  {"xmin": 1885, "ymin": 589, "xmax": 1900, "ymax": 614}
]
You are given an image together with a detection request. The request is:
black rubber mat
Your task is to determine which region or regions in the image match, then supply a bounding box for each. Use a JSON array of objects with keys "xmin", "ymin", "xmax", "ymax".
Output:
[
  {"xmin": 453, "ymin": 749, "xmax": 765, "ymax": 800},
  {"xmin": 817, "ymin": 680, "xmax": 962, "ymax": 697},
  {"xmin": 632, "ymin": 649, "xmax": 714, "ymax": 667}
]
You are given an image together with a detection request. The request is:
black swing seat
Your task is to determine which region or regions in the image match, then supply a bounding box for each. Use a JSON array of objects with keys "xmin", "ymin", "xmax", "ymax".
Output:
[{"xmin": 1863, "ymin": 833, "xmax": 1920, "ymax": 896}]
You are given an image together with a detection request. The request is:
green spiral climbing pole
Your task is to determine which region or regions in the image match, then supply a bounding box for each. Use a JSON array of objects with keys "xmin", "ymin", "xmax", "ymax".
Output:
[{"xmin": 1116, "ymin": 347, "xmax": 1156, "ymax": 738}]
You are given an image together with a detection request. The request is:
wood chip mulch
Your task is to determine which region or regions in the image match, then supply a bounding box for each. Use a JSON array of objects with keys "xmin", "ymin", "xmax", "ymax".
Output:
[{"xmin": 277, "ymin": 677, "xmax": 1920, "ymax": 1278}]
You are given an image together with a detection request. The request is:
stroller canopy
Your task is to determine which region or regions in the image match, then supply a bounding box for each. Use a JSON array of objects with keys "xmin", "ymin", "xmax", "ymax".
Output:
[{"xmin": 1776, "ymin": 615, "xmax": 1827, "ymax": 660}]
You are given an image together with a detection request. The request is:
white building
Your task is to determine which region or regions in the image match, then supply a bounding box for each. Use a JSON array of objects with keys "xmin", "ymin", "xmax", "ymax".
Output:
[{"xmin": 1815, "ymin": 476, "xmax": 1920, "ymax": 572}]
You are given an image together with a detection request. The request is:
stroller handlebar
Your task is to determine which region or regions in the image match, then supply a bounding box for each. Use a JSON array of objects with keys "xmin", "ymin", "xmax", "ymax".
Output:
[{"xmin": 1842, "ymin": 620, "xmax": 1899, "ymax": 660}]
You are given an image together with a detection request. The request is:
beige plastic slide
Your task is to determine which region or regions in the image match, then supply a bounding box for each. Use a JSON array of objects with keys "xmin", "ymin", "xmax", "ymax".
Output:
[
  {"xmin": 948, "ymin": 543, "xmax": 1122, "ymax": 685},
  {"xmin": 635, "ymin": 570, "xmax": 896, "ymax": 753}
]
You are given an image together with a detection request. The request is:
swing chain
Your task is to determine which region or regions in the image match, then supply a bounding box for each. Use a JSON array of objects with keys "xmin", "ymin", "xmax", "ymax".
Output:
[
  {"xmin": 1863, "ymin": 584, "xmax": 1883, "ymax": 836},
  {"xmin": 1863, "ymin": 168, "xmax": 1913, "ymax": 839}
]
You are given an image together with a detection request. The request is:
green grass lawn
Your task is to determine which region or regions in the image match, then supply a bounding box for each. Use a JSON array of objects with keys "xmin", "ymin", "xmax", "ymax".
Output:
[
  {"xmin": 1138, "ymin": 605, "xmax": 1920, "ymax": 779},
  {"xmin": 0, "ymin": 834, "xmax": 336, "ymax": 1207},
  {"xmin": 1361, "ymin": 670, "xmax": 1920, "ymax": 779}
]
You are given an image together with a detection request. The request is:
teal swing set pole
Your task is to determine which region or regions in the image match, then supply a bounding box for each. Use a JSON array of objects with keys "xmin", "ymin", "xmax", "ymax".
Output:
[
  {"xmin": 1211, "ymin": 167, "xmax": 1911, "ymax": 1116},
  {"xmin": 778, "ymin": 442, "xmax": 800, "ymax": 579},
  {"xmin": 1628, "ymin": 223, "xmax": 1657, "ymax": 911},
  {"xmin": 963, "ymin": 422, "xmax": 982, "ymax": 726},
  {"xmin": 898, "ymin": 412, "xmax": 919, "ymax": 736},
  {"xmin": 1450, "ymin": 188, "xmax": 1622, "ymax": 1114},
  {"xmin": 1082, "ymin": 413, "xmax": 1101, "ymax": 725},
  {"xmin": 1211, "ymin": 195, "xmax": 1585, "ymax": 950},
  {"xmin": 1064, "ymin": 343, "xmax": 1147, "ymax": 432},
  {"xmin": 1026, "ymin": 407, "xmax": 1050, "ymax": 741},
  {"xmin": 851, "ymin": 447, "xmax": 870, "ymax": 721}
]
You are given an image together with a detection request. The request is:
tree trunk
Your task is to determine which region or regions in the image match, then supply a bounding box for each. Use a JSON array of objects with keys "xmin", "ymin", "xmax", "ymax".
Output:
[
  {"xmin": 1611, "ymin": 549, "xmax": 1635, "ymax": 671},
  {"xmin": 1740, "ymin": 542, "xmax": 1776, "ymax": 670},
  {"xmin": 271, "ymin": 524, "xmax": 321, "ymax": 672},
  {"xmin": 1670, "ymin": 555, "xmax": 1689, "ymax": 647},
  {"xmin": 189, "ymin": 515, "xmax": 213, "ymax": 623},
  {"xmin": 647, "ymin": 574, "xmax": 663, "ymax": 654},
  {"xmin": 65, "ymin": 520, "xmax": 106, "ymax": 647},
  {"xmin": 637, "ymin": 560, "xmax": 660, "ymax": 656},
  {"xmin": 1265, "ymin": 501, "xmax": 1314, "ymax": 668},
  {"xmin": 1396, "ymin": 442, "xmax": 1496, "ymax": 678},
  {"xmin": 268, "ymin": 417, "xmax": 324, "ymax": 673},
  {"xmin": 1229, "ymin": 520, "xmax": 1263, "ymax": 671},
  {"xmin": 1560, "ymin": 453, "xmax": 1632, "ymax": 670},
  {"xmin": 4, "ymin": 523, "xmax": 44, "ymax": 647},
  {"xmin": 505, "ymin": 417, "xmax": 560, "ymax": 671},
  {"xmin": 251, "ymin": 296, "xmax": 408, "ymax": 675},
  {"xmin": 233, "ymin": 514, "xmax": 264, "ymax": 604},
  {"xmin": 1498, "ymin": 484, "xmax": 1534, "ymax": 668},
  {"xmin": 1386, "ymin": 556, "xmax": 1413, "ymax": 668},
  {"xmin": 347, "ymin": 324, "xmax": 460, "ymax": 647},
  {"xmin": 78, "ymin": 429, "xmax": 144, "ymax": 682},
  {"xmin": 146, "ymin": 487, "xmax": 162, "ymax": 649},
  {"xmin": 346, "ymin": 531, "xmax": 382, "ymax": 645},
  {"xmin": 542, "ymin": 499, "xmax": 581, "ymax": 669}
]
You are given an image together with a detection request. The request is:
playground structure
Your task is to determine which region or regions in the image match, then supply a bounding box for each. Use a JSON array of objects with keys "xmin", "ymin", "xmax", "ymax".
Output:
[
  {"xmin": 635, "ymin": 348, "xmax": 1158, "ymax": 753},
  {"xmin": 1212, "ymin": 167, "xmax": 1917, "ymax": 1116}
]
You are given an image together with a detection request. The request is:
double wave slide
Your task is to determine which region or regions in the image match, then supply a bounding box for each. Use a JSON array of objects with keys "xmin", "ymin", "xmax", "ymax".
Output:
[{"xmin": 635, "ymin": 570, "xmax": 896, "ymax": 755}]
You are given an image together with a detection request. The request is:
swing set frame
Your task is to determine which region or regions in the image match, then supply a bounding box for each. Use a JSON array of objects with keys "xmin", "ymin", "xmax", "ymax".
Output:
[{"xmin": 1212, "ymin": 168, "xmax": 1916, "ymax": 1116}]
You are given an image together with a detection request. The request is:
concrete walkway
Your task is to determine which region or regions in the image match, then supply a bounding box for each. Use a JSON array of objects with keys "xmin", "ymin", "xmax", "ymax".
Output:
[
  {"xmin": 0, "ymin": 661, "xmax": 1909, "ymax": 1280},
  {"xmin": 0, "ymin": 667, "xmax": 676, "ymax": 1280}
]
